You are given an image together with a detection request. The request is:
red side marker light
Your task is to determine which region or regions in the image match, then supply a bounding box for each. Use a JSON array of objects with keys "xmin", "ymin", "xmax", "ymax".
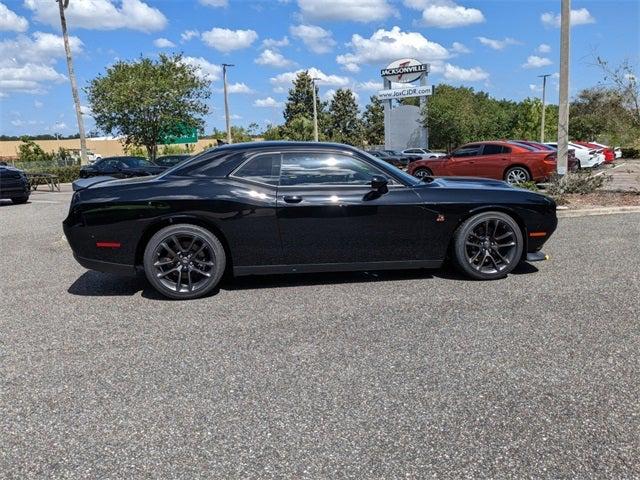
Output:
[
  {"xmin": 529, "ymin": 232, "xmax": 547, "ymax": 238},
  {"xmin": 96, "ymin": 241, "xmax": 121, "ymax": 248}
]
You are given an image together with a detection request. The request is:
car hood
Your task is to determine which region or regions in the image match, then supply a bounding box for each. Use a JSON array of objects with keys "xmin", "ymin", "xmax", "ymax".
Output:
[{"xmin": 430, "ymin": 176, "xmax": 512, "ymax": 190}]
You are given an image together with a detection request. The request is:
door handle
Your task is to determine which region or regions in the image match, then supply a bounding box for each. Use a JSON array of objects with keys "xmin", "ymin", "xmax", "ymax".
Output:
[{"xmin": 283, "ymin": 195, "xmax": 302, "ymax": 204}]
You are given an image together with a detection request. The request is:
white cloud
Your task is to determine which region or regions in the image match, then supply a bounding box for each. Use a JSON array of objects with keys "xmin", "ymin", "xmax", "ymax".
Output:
[
  {"xmin": 254, "ymin": 97, "xmax": 283, "ymax": 108},
  {"xmin": 255, "ymin": 49, "xmax": 295, "ymax": 68},
  {"xmin": 357, "ymin": 80, "xmax": 382, "ymax": 91},
  {"xmin": 290, "ymin": 24, "xmax": 336, "ymax": 54},
  {"xmin": 297, "ymin": 0, "xmax": 396, "ymax": 22},
  {"xmin": 529, "ymin": 83, "xmax": 543, "ymax": 93},
  {"xmin": 438, "ymin": 63, "xmax": 489, "ymax": 82},
  {"xmin": 476, "ymin": 36, "xmax": 519, "ymax": 50},
  {"xmin": 522, "ymin": 55, "xmax": 552, "ymax": 69},
  {"xmin": 181, "ymin": 56, "xmax": 222, "ymax": 82},
  {"xmin": 219, "ymin": 82, "xmax": 254, "ymax": 94},
  {"xmin": 270, "ymin": 67, "xmax": 349, "ymax": 93},
  {"xmin": 199, "ymin": 0, "xmax": 228, "ymax": 6},
  {"xmin": 336, "ymin": 26, "xmax": 449, "ymax": 73},
  {"xmin": 181, "ymin": 29, "xmax": 199, "ymax": 43},
  {"xmin": 541, "ymin": 8, "xmax": 595, "ymax": 28},
  {"xmin": 153, "ymin": 38, "xmax": 175, "ymax": 48},
  {"xmin": 0, "ymin": 32, "xmax": 83, "ymax": 95},
  {"xmin": 405, "ymin": 0, "xmax": 484, "ymax": 28},
  {"xmin": 0, "ymin": 63, "xmax": 67, "ymax": 94},
  {"xmin": 451, "ymin": 41, "xmax": 470, "ymax": 54},
  {"xmin": 536, "ymin": 43, "xmax": 551, "ymax": 53},
  {"xmin": 34, "ymin": 100, "xmax": 43, "ymax": 108},
  {"xmin": 323, "ymin": 88, "xmax": 336, "ymax": 101},
  {"xmin": 24, "ymin": 0, "xmax": 167, "ymax": 32},
  {"xmin": 0, "ymin": 2, "xmax": 28, "ymax": 32},
  {"xmin": 201, "ymin": 27, "xmax": 258, "ymax": 52},
  {"xmin": 262, "ymin": 36, "xmax": 289, "ymax": 49}
]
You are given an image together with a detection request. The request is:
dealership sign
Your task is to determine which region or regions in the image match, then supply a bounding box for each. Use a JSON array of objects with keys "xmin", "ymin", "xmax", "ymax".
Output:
[
  {"xmin": 380, "ymin": 59, "xmax": 429, "ymax": 83},
  {"xmin": 377, "ymin": 85, "xmax": 433, "ymax": 100}
]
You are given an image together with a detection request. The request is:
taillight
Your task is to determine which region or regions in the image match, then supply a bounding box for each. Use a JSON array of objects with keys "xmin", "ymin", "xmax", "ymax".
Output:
[{"xmin": 543, "ymin": 153, "xmax": 557, "ymax": 164}]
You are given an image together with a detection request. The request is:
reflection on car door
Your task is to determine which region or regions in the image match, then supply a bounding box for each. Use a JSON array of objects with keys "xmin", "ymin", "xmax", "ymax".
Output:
[
  {"xmin": 473, "ymin": 144, "xmax": 512, "ymax": 178},
  {"xmin": 275, "ymin": 150, "xmax": 431, "ymax": 266}
]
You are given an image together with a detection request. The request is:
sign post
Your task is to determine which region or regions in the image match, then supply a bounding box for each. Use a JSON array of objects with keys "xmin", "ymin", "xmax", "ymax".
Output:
[{"xmin": 377, "ymin": 58, "xmax": 431, "ymax": 150}]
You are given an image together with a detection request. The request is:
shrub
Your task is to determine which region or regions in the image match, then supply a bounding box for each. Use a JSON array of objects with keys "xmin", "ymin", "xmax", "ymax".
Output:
[
  {"xmin": 546, "ymin": 171, "xmax": 609, "ymax": 197},
  {"xmin": 17, "ymin": 138, "xmax": 53, "ymax": 162},
  {"xmin": 621, "ymin": 147, "xmax": 640, "ymax": 158},
  {"xmin": 515, "ymin": 181, "xmax": 539, "ymax": 192}
]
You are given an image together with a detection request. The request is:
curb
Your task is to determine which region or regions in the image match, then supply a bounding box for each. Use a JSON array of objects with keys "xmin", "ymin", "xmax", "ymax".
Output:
[{"xmin": 558, "ymin": 206, "xmax": 640, "ymax": 218}]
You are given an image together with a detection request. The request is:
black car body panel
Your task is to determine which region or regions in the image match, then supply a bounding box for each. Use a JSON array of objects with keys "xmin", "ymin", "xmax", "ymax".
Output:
[
  {"xmin": 0, "ymin": 165, "xmax": 30, "ymax": 200},
  {"xmin": 63, "ymin": 142, "xmax": 557, "ymax": 277},
  {"xmin": 79, "ymin": 156, "xmax": 166, "ymax": 179}
]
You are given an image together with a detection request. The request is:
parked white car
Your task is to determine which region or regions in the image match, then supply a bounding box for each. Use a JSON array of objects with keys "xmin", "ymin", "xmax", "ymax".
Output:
[
  {"xmin": 545, "ymin": 142, "xmax": 603, "ymax": 168},
  {"xmin": 589, "ymin": 141, "xmax": 623, "ymax": 160},
  {"xmin": 401, "ymin": 148, "xmax": 447, "ymax": 158}
]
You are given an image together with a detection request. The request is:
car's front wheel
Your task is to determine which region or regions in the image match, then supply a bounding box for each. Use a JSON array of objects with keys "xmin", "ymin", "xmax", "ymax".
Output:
[
  {"xmin": 413, "ymin": 167, "xmax": 432, "ymax": 179},
  {"xmin": 143, "ymin": 224, "xmax": 226, "ymax": 300},
  {"xmin": 452, "ymin": 211, "xmax": 523, "ymax": 280},
  {"xmin": 11, "ymin": 195, "xmax": 29, "ymax": 204}
]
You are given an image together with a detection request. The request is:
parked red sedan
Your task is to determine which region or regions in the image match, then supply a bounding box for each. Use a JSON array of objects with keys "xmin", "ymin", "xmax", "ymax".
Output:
[
  {"xmin": 407, "ymin": 141, "xmax": 571, "ymax": 184},
  {"xmin": 574, "ymin": 141, "xmax": 615, "ymax": 163}
]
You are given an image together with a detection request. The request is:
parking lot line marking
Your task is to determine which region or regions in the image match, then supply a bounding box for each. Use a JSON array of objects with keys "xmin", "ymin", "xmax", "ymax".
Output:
[
  {"xmin": 29, "ymin": 200, "xmax": 60, "ymax": 204},
  {"xmin": 594, "ymin": 162, "xmax": 626, "ymax": 176}
]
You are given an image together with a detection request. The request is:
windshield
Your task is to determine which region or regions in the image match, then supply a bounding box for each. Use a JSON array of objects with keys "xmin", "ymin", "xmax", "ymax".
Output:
[
  {"xmin": 121, "ymin": 157, "xmax": 153, "ymax": 168},
  {"xmin": 359, "ymin": 150, "xmax": 421, "ymax": 186}
]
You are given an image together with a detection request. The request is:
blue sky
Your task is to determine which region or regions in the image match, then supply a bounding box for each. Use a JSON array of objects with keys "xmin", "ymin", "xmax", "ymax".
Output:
[{"xmin": 1, "ymin": 0, "xmax": 638, "ymax": 136}]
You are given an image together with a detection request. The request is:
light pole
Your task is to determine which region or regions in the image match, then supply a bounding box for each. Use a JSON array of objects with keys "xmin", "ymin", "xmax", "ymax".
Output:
[
  {"xmin": 538, "ymin": 73, "xmax": 551, "ymax": 143},
  {"xmin": 222, "ymin": 63, "xmax": 234, "ymax": 144},
  {"xmin": 311, "ymin": 77, "xmax": 320, "ymax": 142},
  {"xmin": 557, "ymin": 0, "xmax": 571, "ymax": 175}
]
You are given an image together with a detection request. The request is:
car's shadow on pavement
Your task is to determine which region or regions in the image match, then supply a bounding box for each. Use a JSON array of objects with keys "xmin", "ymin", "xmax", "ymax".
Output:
[{"xmin": 67, "ymin": 262, "xmax": 539, "ymax": 300}]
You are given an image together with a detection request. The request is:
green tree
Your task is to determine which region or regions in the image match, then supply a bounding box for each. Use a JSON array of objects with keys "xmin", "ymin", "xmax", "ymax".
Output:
[
  {"xmin": 211, "ymin": 126, "xmax": 253, "ymax": 143},
  {"xmin": 87, "ymin": 54, "xmax": 211, "ymax": 160},
  {"xmin": 511, "ymin": 97, "xmax": 558, "ymax": 141},
  {"xmin": 281, "ymin": 115, "xmax": 315, "ymax": 141},
  {"xmin": 362, "ymin": 96, "xmax": 384, "ymax": 146},
  {"xmin": 326, "ymin": 88, "xmax": 363, "ymax": 146},
  {"xmin": 281, "ymin": 71, "xmax": 325, "ymax": 140},
  {"xmin": 17, "ymin": 138, "xmax": 53, "ymax": 162}
]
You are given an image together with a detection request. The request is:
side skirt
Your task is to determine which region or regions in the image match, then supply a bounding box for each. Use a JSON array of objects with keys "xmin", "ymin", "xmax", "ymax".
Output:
[{"xmin": 234, "ymin": 259, "xmax": 443, "ymax": 277}]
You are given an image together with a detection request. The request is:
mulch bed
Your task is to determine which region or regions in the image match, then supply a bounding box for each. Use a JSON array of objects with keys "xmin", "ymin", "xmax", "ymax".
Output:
[{"xmin": 563, "ymin": 192, "xmax": 640, "ymax": 209}]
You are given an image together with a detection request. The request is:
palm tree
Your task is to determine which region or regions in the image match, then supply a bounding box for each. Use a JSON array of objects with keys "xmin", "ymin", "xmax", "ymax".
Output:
[{"xmin": 57, "ymin": 0, "xmax": 88, "ymax": 164}]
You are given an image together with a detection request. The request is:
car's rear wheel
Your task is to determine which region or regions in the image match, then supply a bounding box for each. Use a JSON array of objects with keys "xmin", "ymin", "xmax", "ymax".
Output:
[
  {"xmin": 452, "ymin": 211, "xmax": 523, "ymax": 280},
  {"xmin": 413, "ymin": 167, "xmax": 432, "ymax": 179},
  {"xmin": 11, "ymin": 195, "xmax": 29, "ymax": 204},
  {"xmin": 504, "ymin": 166, "xmax": 530, "ymax": 184},
  {"xmin": 143, "ymin": 224, "xmax": 226, "ymax": 300}
]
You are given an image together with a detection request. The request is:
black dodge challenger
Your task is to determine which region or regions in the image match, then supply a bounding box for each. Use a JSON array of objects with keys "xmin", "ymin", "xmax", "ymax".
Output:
[{"xmin": 64, "ymin": 142, "xmax": 557, "ymax": 299}]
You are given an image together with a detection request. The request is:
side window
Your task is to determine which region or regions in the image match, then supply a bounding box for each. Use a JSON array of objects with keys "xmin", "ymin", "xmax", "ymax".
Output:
[
  {"xmin": 482, "ymin": 144, "xmax": 506, "ymax": 155},
  {"xmin": 405, "ymin": 149, "xmax": 420, "ymax": 154},
  {"xmin": 280, "ymin": 152, "xmax": 383, "ymax": 186},
  {"xmin": 233, "ymin": 153, "xmax": 281, "ymax": 185},
  {"xmin": 452, "ymin": 145, "xmax": 482, "ymax": 157}
]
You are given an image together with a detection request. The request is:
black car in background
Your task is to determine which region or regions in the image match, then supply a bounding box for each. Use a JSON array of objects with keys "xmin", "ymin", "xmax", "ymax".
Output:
[
  {"xmin": 64, "ymin": 141, "xmax": 557, "ymax": 300},
  {"xmin": 0, "ymin": 164, "xmax": 30, "ymax": 204},
  {"xmin": 154, "ymin": 154, "xmax": 192, "ymax": 168},
  {"xmin": 368, "ymin": 150, "xmax": 420, "ymax": 169},
  {"xmin": 79, "ymin": 156, "xmax": 166, "ymax": 179}
]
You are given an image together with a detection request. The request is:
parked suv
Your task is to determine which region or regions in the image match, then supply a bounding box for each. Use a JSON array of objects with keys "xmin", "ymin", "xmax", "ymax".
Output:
[
  {"xmin": 407, "ymin": 141, "xmax": 565, "ymax": 184},
  {"xmin": 0, "ymin": 164, "xmax": 30, "ymax": 204}
]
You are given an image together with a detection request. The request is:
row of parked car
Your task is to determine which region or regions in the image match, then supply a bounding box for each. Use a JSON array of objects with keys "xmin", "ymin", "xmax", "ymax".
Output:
[{"xmin": 368, "ymin": 140, "xmax": 619, "ymax": 185}]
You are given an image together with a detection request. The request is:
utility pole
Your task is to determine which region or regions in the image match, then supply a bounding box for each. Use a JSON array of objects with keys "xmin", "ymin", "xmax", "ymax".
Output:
[
  {"xmin": 222, "ymin": 63, "xmax": 234, "ymax": 144},
  {"xmin": 57, "ymin": 0, "xmax": 88, "ymax": 165},
  {"xmin": 538, "ymin": 73, "xmax": 551, "ymax": 143},
  {"xmin": 557, "ymin": 0, "xmax": 571, "ymax": 175},
  {"xmin": 311, "ymin": 77, "xmax": 320, "ymax": 142}
]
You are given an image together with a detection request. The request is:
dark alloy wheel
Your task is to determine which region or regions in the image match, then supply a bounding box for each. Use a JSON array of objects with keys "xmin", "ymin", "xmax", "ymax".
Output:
[
  {"xmin": 413, "ymin": 168, "xmax": 432, "ymax": 179},
  {"xmin": 504, "ymin": 166, "xmax": 530, "ymax": 185},
  {"xmin": 143, "ymin": 224, "xmax": 226, "ymax": 299},
  {"xmin": 11, "ymin": 196, "xmax": 29, "ymax": 204},
  {"xmin": 453, "ymin": 211, "xmax": 523, "ymax": 280}
]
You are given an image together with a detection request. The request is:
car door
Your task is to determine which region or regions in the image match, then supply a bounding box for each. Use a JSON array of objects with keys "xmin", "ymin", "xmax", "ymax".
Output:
[
  {"xmin": 98, "ymin": 159, "xmax": 125, "ymax": 177},
  {"xmin": 445, "ymin": 144, "xmax": 483, "ymax": 176},
  {"xmin": 475, "ymin": 143, "xmax": 512, "ymax": 179},
  {"xmin": 276, "ymin": 149, "xmax": 430, "ymax": 266}
]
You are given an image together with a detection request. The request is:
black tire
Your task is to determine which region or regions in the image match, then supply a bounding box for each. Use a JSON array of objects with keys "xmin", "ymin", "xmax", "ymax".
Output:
[
  {"xmin": 143, "ymin": 224, "xmax": 226, "ymax": 300},
  {"xmin": 452, "ymin": 211, "xmax": 524, "ymax": 280},
  {"xmin": 11, "ymin": 196, "xmax": 29, "ymax": 204},
  {"xmin": 413, "ymin": 167, "xmax": 432, "ymax": 179},
  {"xmin": 504, "ymin": 166, "xmax": 531, "ymax": 185}
]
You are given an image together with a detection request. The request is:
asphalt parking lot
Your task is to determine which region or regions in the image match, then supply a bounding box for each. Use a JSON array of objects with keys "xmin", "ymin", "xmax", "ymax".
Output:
[{"xmin": 1, "ymin": 188, "xmax": 639, "ymax": 478}]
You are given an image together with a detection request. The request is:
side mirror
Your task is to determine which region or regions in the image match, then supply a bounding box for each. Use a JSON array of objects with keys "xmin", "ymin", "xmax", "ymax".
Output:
[{"xmin": 370, "ymin": 175, "xmax": 389, "ymax": 194}]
